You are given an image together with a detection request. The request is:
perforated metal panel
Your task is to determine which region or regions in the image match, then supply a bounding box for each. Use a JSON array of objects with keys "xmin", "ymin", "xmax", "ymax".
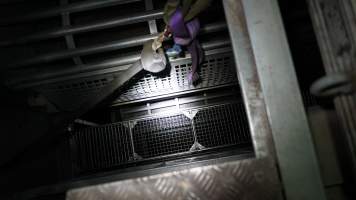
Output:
[
  {"xmin": 35, "ymin": 74, "xmax": 117, "ymax": 111},
  {"xmin": 117, "ymin": 51, "xmax": 237, "ymax": 103}
]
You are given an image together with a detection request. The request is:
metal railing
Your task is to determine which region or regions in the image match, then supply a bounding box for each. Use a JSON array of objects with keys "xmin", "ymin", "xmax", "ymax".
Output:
[
  {"xmin": 6, "ymin": 22, "xmax": 227, "ymax": 69},
  {"xmin": 0, "ymin": 0, "xmax": 142, "ymax": 25}
]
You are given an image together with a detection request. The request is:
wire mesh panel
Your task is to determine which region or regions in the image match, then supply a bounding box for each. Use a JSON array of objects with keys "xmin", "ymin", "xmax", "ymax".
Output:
[
  {"xmin": 194, "ymin": 103, "xmax": 251, "ymax": 148},
  {"xmin": 71, "ymin": 123, "xmax": 133, "ymax": 173},
  {"xmin": 117, "ymin": 51, "xmax": 237, "ymax": 103},
  {"xmin": 132, "ymin": 114, "xmax": 194, "ymax": 158},
  {"xmin": 70, "ymin": 102, "xmax": 253, "ymax": 175}
]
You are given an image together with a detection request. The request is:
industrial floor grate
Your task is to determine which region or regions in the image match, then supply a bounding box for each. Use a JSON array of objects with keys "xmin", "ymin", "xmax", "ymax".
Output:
[
  {"xmin": 70, "ymin": 103, "xmax": 252, "ymax": 175},
  {"xmin": 194, "ymin": 103, "xmax": 250, "ymax": 148},
  {"xmin": 71, "ymin": 123, "xmax": 133, "ymax": 171},
  {"xmin": 133, "ymin": 114, "xmax": 194, "ymax": 158},
  {"xmin": 116, "ymin": 51, "xmax": 237, "ymax": 103}
]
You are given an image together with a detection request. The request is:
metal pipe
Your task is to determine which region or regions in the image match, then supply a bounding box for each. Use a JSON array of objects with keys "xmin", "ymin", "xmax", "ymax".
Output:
[
  {"xmin": 0, "ymin": 0, "xmax": 142, "ymax": 25},
  {"xmin": 6, "ymin": 22, "xmax": 227, "ymax": 69},
  {"xmin": 0, "ymin": 10, "xmax": 164, "ymax": 46}
]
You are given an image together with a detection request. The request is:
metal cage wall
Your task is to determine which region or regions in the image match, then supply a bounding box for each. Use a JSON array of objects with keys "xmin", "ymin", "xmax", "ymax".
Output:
[{"xmin": 70, "ymin": 103, "xmax": 252, "ymax": 174}]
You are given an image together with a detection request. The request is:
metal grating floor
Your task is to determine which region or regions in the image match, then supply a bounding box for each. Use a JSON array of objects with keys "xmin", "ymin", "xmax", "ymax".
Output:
[
  {"xmin": 71, "ymin": 123, "xmax": 133, "ymax": 171},
  {"xmin": 70, "ymin": 103, "xmax": 252, "ymax": 174},
  {"xmin": 194, "ymin": 103, "xmax": 250, "ymax": 148},
  {"xmin": 133, "ymin": 114, "xmax": 194, "ymax": 158},
  {"xmin": 117, "ymin": 51, "xmax": 237, "ymax": 103}
]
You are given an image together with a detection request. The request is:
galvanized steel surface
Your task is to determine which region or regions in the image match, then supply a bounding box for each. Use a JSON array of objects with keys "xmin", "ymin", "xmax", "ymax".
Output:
[
  {"xmin": 241, "ymin": 0, "xmax": 326, "ymax": 199},
  {"xmin": 67, "ymin": 158, "xmax": 280, "ymax": 200}
]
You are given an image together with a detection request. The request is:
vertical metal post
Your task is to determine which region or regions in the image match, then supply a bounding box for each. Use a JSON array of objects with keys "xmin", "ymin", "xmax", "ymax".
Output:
[
  {"xmin": 144, "ymin": 0, "xmax": 158, "ymax": 34},
  {"xmin": 223, "ymin": 0, "xmax": 326, "ymax": 199},
  {"xmin": 60, "ymin": 0, "xmax": 83, "ymax": 65}
]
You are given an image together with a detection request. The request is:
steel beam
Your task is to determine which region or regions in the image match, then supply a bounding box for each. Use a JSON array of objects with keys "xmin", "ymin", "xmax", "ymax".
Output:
[
  {"xmin": 0, "ymin": 0, "xmax": 141, "ymax": 25},
  {"xmin": 230, "ymin": 0, "xmax": 326, "ymax": 199},
  {"xmin": 0, "ymin": 10, "xmax": 164, "ymax": 46},
  {"xmin": 6, "ymin": 22, "xmax": 227, "ymax": 69},
  {"xmin": 7, "ymin": 39, "xmax": 231, "ymax": 88}
]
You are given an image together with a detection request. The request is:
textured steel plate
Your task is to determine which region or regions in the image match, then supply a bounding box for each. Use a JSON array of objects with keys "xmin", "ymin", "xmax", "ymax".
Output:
[{"xmin": 67, "ymin": 158, "xmax": 281, "ymax": 200}]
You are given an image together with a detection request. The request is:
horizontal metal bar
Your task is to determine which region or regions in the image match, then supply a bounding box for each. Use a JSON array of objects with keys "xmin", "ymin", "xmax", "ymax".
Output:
[
  {"xmin": 120, "ymin": 89, "xmax": 237, "ymax": 113},
  {"xmin": 74, "ymin": 119, "xmax": 99, "ymax": 127},
  {"xmin": 8, "ymin": 34, "xmax": 158, "ymax": 69},
  {"xmin": 0, "ymin": 0, "xmax": 142, "ymax": 25},
  {"xmin": 111, "ymin": 84, "xmax": 236, "ymax": 107},
  {"xmin": 7, "ymin": 42, "xmax": 230, "ymax": 88},
  {"xmin": 0, "ymin": 10, "xmax": 164, "ymax": 46},
  {"xmin": 200, "ymin": 38, "xmax": 230, "ymax": 50},
  {"xmin": 121, "ymin": 98, "xmax": 241, "ymax": 121},
  {"xmin": 5, "ymin": 52, "xmax": 141, "ymax": 87},
  {"xmin": 6, "ymin": 22, "xmax": 227, "ymax": 69},
  {"xmin": 9, "ymin": 45, "xmax": 232, "ymax": 89},
  {"xmin": 199, "ymin": 22, "xmax": 227, "ymax": 34},
  {"xmin": 7, "ymin": 52, "xmax": 139, "ymax": 83}
]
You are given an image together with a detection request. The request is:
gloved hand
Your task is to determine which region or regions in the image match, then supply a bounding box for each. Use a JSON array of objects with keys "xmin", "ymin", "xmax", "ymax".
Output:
[{"xmin": 152, "ymin": 26, "xmax": 171, "ymax": 51}]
